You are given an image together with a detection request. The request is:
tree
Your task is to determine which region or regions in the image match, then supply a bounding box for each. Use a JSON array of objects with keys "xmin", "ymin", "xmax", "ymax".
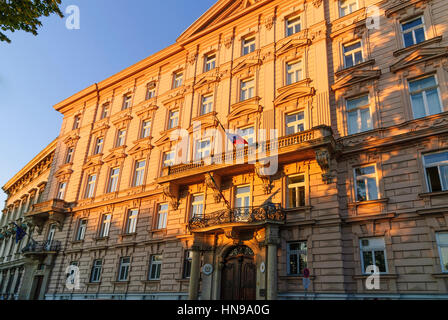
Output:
[{"xmin": 0, "ymin": 0, "xmax": 64, "ymax": 43}]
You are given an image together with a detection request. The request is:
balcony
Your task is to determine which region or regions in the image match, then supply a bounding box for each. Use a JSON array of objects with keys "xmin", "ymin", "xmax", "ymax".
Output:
[
  {"xmin": 22, "ymin": 240, "xmax": 61, "ymax": 258},
  {"xmin": 188, "ymin": 204, "xmax": 285, "ymax": 232},
  {"xmin": 26, "ymin": 199, "xmax": 70, "ymax": 234}
]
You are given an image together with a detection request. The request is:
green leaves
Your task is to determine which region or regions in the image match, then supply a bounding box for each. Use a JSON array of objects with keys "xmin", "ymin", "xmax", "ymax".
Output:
[{"xmin": 0, "ymin": 0, "xmax": 64, "ymax": 43}]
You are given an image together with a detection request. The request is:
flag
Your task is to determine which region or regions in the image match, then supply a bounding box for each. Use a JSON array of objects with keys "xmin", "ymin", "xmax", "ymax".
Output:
[
  {"xmin": 13, "ymin": 223, "xmax": 26, "ymax": 243},
  {"xmin": 207, "ymin": 173, "xmax": 231, "ymax": 209},
  {"xmin": 214, "ymin": 114, "xmax": 248, "ymax": 146}
]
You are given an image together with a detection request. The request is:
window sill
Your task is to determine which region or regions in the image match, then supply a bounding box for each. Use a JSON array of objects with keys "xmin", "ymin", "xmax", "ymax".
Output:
[
  {"xmin": 432, "ymin": 273, "xmax": 448, "ymax": 279},
  {"xmin": 347, "ymin": 198, "xmax": 389, "ymax": 208},
  {"xmin": 142, "ymin": 280, "xmax": 161, "ymax": 284},
  {"xmin": 71, "ymin": 240, "xmax": 84, "ymax": 245},
  {"xmin": 419, "ymin": 190, "xmax": 448, "ymax": 198},
  {"xmin": 120, "ymin": 233, "xmax": 137, "ymax": 239},
  {"xmin": 149, "ymin": 229, "xmax": 167, "ymax": 235},
  {"xmin": 279, "ymin": 275, "xmax": 316, "ymax": 280},
  {"xmin": 393, "ymin": 36, "xmax": 443, "ymax": 57},
  {"xmin": 353, "ymin": 274, "xmax": 398, "ymax": 280},
  {"xmin": 175, "ymin": 278, "xmax": 190, "ymax": 283},
  {"xmin": 231, "ymin": 96, "xmax": 261, "ymax": 110},
  {"xmin": 160, "ymin": 126, "xmax": 181, "ymax": 137},
  {"xmin": 335, "ymin": 59, "xmax": 376, "ymax": 78},
  {"xmin": 86, "ymin": 282, "xmax": 101, "ymax": 286},
  {"xmin": 111, "ymin": 281, "xmax": 130, "ymax": 284},
  {"xmin": 94, "ymin": 237, "xmax": 109, "ymax": 241}
]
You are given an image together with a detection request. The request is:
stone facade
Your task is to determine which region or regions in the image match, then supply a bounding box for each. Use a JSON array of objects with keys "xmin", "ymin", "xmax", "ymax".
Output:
[{"xmin": 2, "ymin": 0, "xmax": 448, "ymax": 300}]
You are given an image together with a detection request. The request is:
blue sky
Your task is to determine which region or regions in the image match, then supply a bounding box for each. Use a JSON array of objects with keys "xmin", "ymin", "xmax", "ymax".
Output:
[{"xmin": 0, "ymin": 0, "xmax": 217, "ymax": 207}]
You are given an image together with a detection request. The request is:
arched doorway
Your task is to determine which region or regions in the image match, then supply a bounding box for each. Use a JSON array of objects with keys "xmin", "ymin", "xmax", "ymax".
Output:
[{"xmin": 221, "ymin": 245, "xmax": 256, "ymax": 300}]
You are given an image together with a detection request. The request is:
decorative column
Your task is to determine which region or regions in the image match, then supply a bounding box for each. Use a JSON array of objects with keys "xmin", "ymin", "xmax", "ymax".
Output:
[
  {"xmin": 188, "ymin": 245, "xmax": 201, "ymax": 300},
  {"xmin": 265, "ymin": 224, "xmax": 280, "ymax": 300}
]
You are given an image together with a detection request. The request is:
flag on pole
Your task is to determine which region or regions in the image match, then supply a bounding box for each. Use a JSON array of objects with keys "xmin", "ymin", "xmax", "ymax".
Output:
[
  {"xmin": 207, "ymin": 172, "xmax": 231, "ymax": 209},
  {"xmin": 214, "ymin": 114, "xmax": 248, "ymax": 146},
  {"xmin": 13, "ymin": 223, "xmax": 27, "ymax": 243}
]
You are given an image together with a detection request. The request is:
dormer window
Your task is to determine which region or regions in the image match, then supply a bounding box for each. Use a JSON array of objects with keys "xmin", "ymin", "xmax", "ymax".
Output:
[
  {"xmin": 122, "ymin": 95, "xmax": 132, "ymax": 110},
  {"xmin": 173, "ymin": 72, "xmax": 183, "ymax": 89},
  {"xmin": 401, "ymin": 17, "xmax": 426, "ymax": 48},
  {"xmin": 242, "ymin": 36, "xmax": 256, "ymax": 56},
  {"xmin": 204, "ymin": 54, "xmax": 216, "ymax": 72},
  {"xmin": 339, "ymin": 0, "xmax": 358, "ymax": 17},
  {"xmin": 343, "ymin": 41, "xmax": 363, "ymax": 68},
  {"xmin": 286, "ymin": 16, "xmax": 301, "ymax": 37}
]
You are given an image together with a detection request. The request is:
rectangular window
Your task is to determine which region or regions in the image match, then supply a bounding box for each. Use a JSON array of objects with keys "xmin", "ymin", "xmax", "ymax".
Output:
[
  {"xmin": 287, "ymin": 175, "xmax": 306, "ymax": 208},
  {"xmin": 163, "ymin": 151, "xmax": 175, "ymax": 167},
  {"xmin": 194, "ymin": 138, "xmax": 211, "ymax": 161},
  {"xmin": 239, "ymin": 126, "xmax": 255, "ymax": 146},
  {"xmin": 436, "ymin": 233, "xmax": 448, "ymax": 273},
  {"xmin": 118, "ymin": 257, "xmax": 130, "ymax": 281},
  {"xmin": 286, "ymin": 16, "xmax": 301, "ymax": 37},
  {"xmin": 173, "ymin": 72, "xmax": 183, "ymax": 89},
  {"xmin": 148, "ymin": 255, "xmax": 162, "ymax": 280},
  {"xmin": 360, "ymin": 238, "xmax": 387, "ymax": 274},
  {"xmin": 141, "ymin": 120, "xmax": 152, "ymax": 138},
  {"xmin": 116, "ymin": 129, "xmax": 126, "ymax": 147},
  {"xmin": 401, "ymin": 17, "xmax": 426, "ymax": 48},
  {"xmin": 287, "ymin": 242, "xmax": 307, "ymax": 275},
  {"xmin": 133, "ymin": 160, "xmax": 146, "ymax": 187},
  {"xmin": 240, "ymin": 79, "xmax": 255, "ymax": 101},
  {"xmin": 286, "ymin": 61, "xmax": 303, "ymax": 85},
  {"xmin": 99, "ymin": 214, "xmax": 111, "ymax": 238},
  {"xmin": 146, "ymin": 84, "xmax": 156, "ymax": 100},
  {"xmin": 94, "ymin": 137, "xmax": 104, "ymax": 155},
  {"xmin": 122, "ymin": 95, "xmax": 132, "ymax": 110},
  {"xmin": 339, "ymin": 0, "xmax": 358, "ymax": 17},
  {"xmin": 423, "ymin": 152, "xmax": 448, "ymax": 192},
  {"xmin": 354, "ymin": 165, "xmax": 379, "ymax": 202},
  {"xmin": 90, "ymin": 259, "xmax": 102, "ymax": 283},
  {"xmin": 201, "ymin": 95, "xmax": 213, "ymax": 115},
  {"xmin": 73, "ymin": 115, "xmax": 81, "ymax": 130},
  {"xmin": 204, "ymin": 54, "xmax": 216, "ymax": 72},
  {"xmin": 343, "ymin": 41, "xmax": 363, "ymax": 68},
  {"xmin": 235, "ymin": 186, "xmax": 251, "ymax": 209},
  {"xmin": 168, "ymin": 110, "xmax": 179, "ymax": 129},
  {"xmin": 101, "ymin": 104, "xmax": 110, "ymax": 119},
  {"xmin": 107, "ymin": 168, "xmax": 120, "ymax": 193},
  {"xmin": 57, "ymin": 182, "xmax": 67, "ymax": 200},
  {"xmin": 408, "ymin": 75, "xmax": 442, "ymax": 119},
  {"xmin": 65, "ymin": 147, "xmax": 74, "ymax": 164},
  {"xmin": 191, "ymin": 194, "xmax": 204, "ymax": 218},
  {"xmin": 285, "ymin": 111, "xmax": 305, "ymax": 135},
  {"xmin": 125, "ymin": 209, "xmax": 138, "ymax": 234},
  {"xmin": 85, "ymin": 174, "xmax": 96, "ymax": 199},
  {"xmin": 157, "ymin": 204, "xmax": 168, "ymax": 230},
  {"xmin": 242, "ymin": 37, "xmax": 256, "ymax": 56},
  {"xmin": 183, "ymin": 250, "xmax": 192, "ymax": 279},
  {"xmin": 76, "ymin": 219, "xmax": 87, "ymax": 241},
  {"xmin": 346, "ymin": 95, "xmax": 372, "ymax": 135}
]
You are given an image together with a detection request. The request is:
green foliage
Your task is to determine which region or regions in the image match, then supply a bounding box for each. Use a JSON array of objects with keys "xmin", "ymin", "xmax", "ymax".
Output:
[{"xmin": 0, "ymin": 0, "xmax": 64, "ymax": 43}]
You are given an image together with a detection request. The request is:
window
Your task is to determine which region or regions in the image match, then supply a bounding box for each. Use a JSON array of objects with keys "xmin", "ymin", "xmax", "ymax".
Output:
[
  {"xmin": 423, "ymin": 152, "xmax": 448, "ymax": 192},
  {"xmin": 242, "ymin": 37, "xmax": 256, "ymax": 55},
  {"xmin": 194, "ymin": 138, "xmax": 211, "ymax": 161},
  {"xmin": 354, "ymin": 165, "xmax": 379, "ymax": 202},
  {"xmin": 436, "ymin": 233, "xmax": 448, "ymax": 273},
  {"xmin": 239, "ymin": 126, "xmax": 255, "ymax": 145},
  {"xmin": 173, "ymin": 72, "xmax": 183, "ymax": 89},
  {"xmin": 146, "ymin": 84, "xmax": 156, "ymax": 100},
  {"xmin": 101, "ymin": 104, "xmax": 110, "ymax": 119},
  {"xmin": 343, "ymin": 41, "xmax": 363, "ymax": 68},
  {"xmin": 346, "ymin": 95, "xmax": 372, "ymax": 135},
  {"xmin": 286, "ymin": 61, "xmax": 303, "ymax": 85},
  {"xmin": 76, "ymin": 219, "xmax": 87, "ymax": 241},
  {"xmin": 286, "ymin": 16, "xmax": 301, "ymax": 37},
  {"xmin": 191, "ymin": 194, "xmax": 204, "ymax": 218},
  {"xmin": 285, "ymin": 111, "xmax": 305, "ymax": 135},
  {"xmin": 240, "ymin": 79, "xmax": 255, "ymax": 101},
  {"xmin": 148, "ymin": 255, "xmax": 162, "ymax": 280},
  {"xmin": 401, "ymin": 17, "xmax": 425, "ymax": 48},
  {"xmin": 116, "ymin": 129, "xmax": 126, "ymax": 147},
  {"xmin": 84, "ymin": 174, "xmax": 96, "ymax": 199},
  {"xmin": 360, "ymin": 238, "xmax": 387, "ymax": 274},
  {"xmin": 201, "ymin": 95, "xmax": 213, "ymax": 115},
  {"xmin": 287, "ymin": 175, "xmax": 305, "ymax": 208},
  {"xmin": 90, "ymin": 260, "xmax": 102, "ymax": 283},
  {"xmin": 66, "ymin": 261, "xmax": 78, "ymax": 284},
  {"xmin": 204, "ymin": 54, "xmax": 216, "ymax": 72},
  {"xmin": 73, "ymin": 115, "xmax": 81, "ymax": 130},
  {"xmin": 57, "ymin": 182, "xmax": 67, "ymax": 200},
  {"xmin": 122, "ymin": 95, "xmax": 132, "ymax": 110},
  {"xmin": 408, "ymin": 75, "xmax": 442, "ymax": 119},
  {"xmin": 183, "ymin": 250, "xmax": 192, "ymax": 278},
  {"xmin": 163, "ymin": 151, "xmax": 175, "ymax": 167},
  {"xmin": 107, "ymin": 168, "xmax": 120, "ymax": 193},
  {"xmin": 287, "ymin": 242, "xmax": 307, "ymax": 275},
  {"xmin": 339, "ymin": 0, "xmax": 358, "ymax": 17},
  {"xmin": 65, "ymin": 147, "xmax": 74, "ymax": 164},
  {"xmin": 157, "ymin": 204, "xmax": 168, "ymax": 230},
  {"xmin": 94, "ymin": 137, "xmax": 104, "ymax": 155},
  {"xmin": 141, "ymin": 120, "xmax": 152, "ymax": 138},
  {"xmin": 133, "ymin": 160, "xmax": 146, "ymax": 187},
  {"xmin": 99, "ymin": 214, "xmax": 111, "ymax": 238},
  {"xmin": 126, "ymin": 209, "xmax": 138, "ymax": 234},
  {"xmin": 235, "ymin": 186, "xmax": 251, "ymax": 208},
  {"xmin": 118, "ymin": 257, "xmax": 131, "ymax": 281},
  {"xmin": 168, "ymin": 110, "xmax": 179, "ymax": 129}
]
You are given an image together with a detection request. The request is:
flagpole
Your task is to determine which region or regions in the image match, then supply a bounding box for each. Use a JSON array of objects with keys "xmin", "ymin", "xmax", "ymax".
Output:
[{"xmin": 207, "ymin": 172, "xmax": 231, "ymax": 210}]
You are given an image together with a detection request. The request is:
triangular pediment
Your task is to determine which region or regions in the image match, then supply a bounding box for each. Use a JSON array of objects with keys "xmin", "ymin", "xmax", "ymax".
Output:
[
  {"xmin": 390, "ymin": 47, "xmax": 448, "ymax": 73},
  {"xmin": 103, "ymin": 148, "xmax": 127, "ymax": 166},
  {"xmin": 128, "ymin": 138, "xmax": 153, "ymax": 158},
  {"xmin": 276, "ymin": 38, "xmax": 312, "ymax": 56},
  {"xmin": 82, "ymin": 156, "xmax": 103, "ymax": 171},
  {"xmin": 232, "ymin": 59, "xmax": 262, "ymax": 75},
  {"xmin": 331, "ymin": 69, "xmax": 381, "ymax": 91},
  {"xmin": 194, "ymin": 75, "xmax": 220, "ymax": 90},
  {"xmin": 177, "ymin": 0, "xmax": 270, "ymax": 44}
]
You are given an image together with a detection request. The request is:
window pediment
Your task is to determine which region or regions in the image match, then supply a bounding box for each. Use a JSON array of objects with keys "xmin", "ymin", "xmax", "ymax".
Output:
[
  {"xmin": 83, "ymin": 155, "xmax": 103, "ymax": 172},
  {"xmin": 135, "ymin": 103, "xmax": 158, "ymax": 120},
  {"xmin": 55, "ymin": 167, "xmax": 74, "ymax": 182},
  {"xmin": 103, "ymin": 148, "xmax": 127, "ymax": 167},
  {"xmin": 162, "ymin": 86, "xmax": 190, "ymax": 106},
  {"xmin": 154, "ymin": 129, "xmax": 182, "ymax": 148},
  {"xmin": 194, "ymin": 75, "xmax": 220, "ymax": 91},
  {"xmin": 189, "ymin": 112, "xmax": 218, "ymax": 133},
  {"xmin": 128, "ymin": 139, "xmax": 153, "ymax": 159},
  {"xmin": 91, "ymin": 122, "xmax": 110, "ymax": 136},
  {"xmin": 112, "ymin": 114, "xmax": 133, "ymax": 129},
  {"xmin": 275, "ymin": 79, "xmax": 315, "ymax": 106},
  {"xmin": 64, "ymin": 134, "xmax": 80, "ymax": 148},
  {"xmin": 276, "ymin": 37, "xmax": 311, "ymax": 57},
  {"xmin": 228, "ymin": 101, "xmax": 263, "ymax": 121},
  {"xmin": 231, "ymin": 59, "xmax": 262, "ymax": 76},
  {"xmin": 385, "ymin": 0, "xmax": 430, "ymax": 18},
  {"xmin": 390, "ymin": 47, "xmax": 448, "ymax": 73},
  {"xmin": 331, "ymin": 69, "xmax": 381, "ymax": 91}
]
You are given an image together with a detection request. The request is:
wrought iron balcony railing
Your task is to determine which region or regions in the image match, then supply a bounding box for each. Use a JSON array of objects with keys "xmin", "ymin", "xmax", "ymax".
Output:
[
  {"xmin": 189, "ymin": 204, "xmax": 285, "ymax": 230},
  {"xmin": 22, "ymin": 240, "xmax": 61, "ymax": 254}
]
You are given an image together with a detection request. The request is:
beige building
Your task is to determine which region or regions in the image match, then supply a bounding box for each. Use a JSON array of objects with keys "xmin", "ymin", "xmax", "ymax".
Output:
[{"xmin": 2, "ymin": 0, "xmax": 448, "ymax": 300}]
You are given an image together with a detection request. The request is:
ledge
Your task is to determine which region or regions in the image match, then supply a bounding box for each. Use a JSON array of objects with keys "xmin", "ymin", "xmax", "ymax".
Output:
[
  {"xmin": 86, "ymin": 282, "xmax": 101, "ymax": 286},
  {"xmin": 393, "ymin": 36, "xmax": 443, "ymax": 57},
  {"xmin": 335, "ymin": 59, "xmax": 376, "ymax": 78},
  {"xmin": 419, "ymin": 190, "xmax": 448, "ymax": 198},
  {"xmin": 347, "ymin": 198, "xmax": 389, "ymax": 208},
  {"xmin": 343, "ymin": 212, "xmax": 396, "ymax": 223},
  {"xmin": 352, "ymin": 274, "xmax": 398, "ymax": 280},
  {"xmin": 230, "ymin": 96, "xmax": 261, "ymax": 110},
  {"xmin": 111, "ymin": 281, "xmax": 130, "ymax": 284},
  {"xmin": 432, "ymin": 273, "xmax": 448, "ymax": 279},
  {"xmin": 279, "ymin": 276, "xmax": 316, "ymax": 281},
  {"xmin": 141, "ymin": 280, "xmax": 161, "ymax": 284}
]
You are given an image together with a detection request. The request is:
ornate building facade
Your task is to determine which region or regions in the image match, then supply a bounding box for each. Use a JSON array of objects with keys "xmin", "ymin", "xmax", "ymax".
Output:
[{"xmin": 2, "ymin": 0, "xmax": 448, "ymax": 300}]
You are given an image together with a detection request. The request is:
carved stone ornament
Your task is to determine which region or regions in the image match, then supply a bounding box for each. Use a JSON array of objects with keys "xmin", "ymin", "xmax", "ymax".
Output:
[
  {"xmin": 161, "ymin": 183, "xmax": 179, "ymax": 210},
  {"xmin": 224, "ymin": 36, "xmax": 234, "ymax": 49},
  {"xmin": 205, "ymin": 173, "xmax": 222, "ymax": 203},
  {"xmin": 265, "ymin": 16, "xmax": 275, "ymax": 30},
  {"xmin": 255, "ymin": 162, "xmax": 272, "ymax": 194},
  {"xmin": 315, "ymin": 148, "xmax": 332, "ymax": 184},
  {"xmin": 312, "ymin": 0, "xmax": 322, "ymax": 8}
]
